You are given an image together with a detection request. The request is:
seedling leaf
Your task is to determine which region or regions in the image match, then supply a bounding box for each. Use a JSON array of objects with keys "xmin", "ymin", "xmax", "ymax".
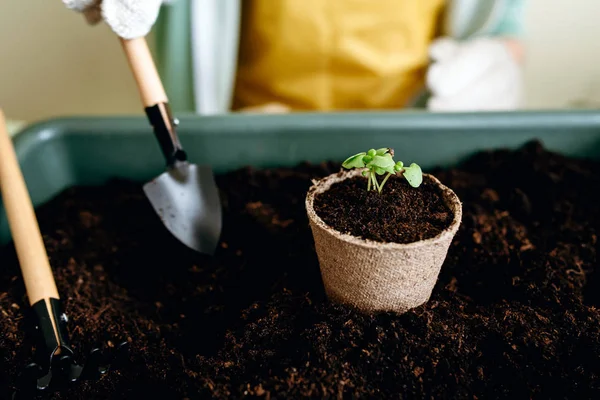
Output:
[
  {"xmin": 403, "ymin": 163, "xmax": 423, "ymax": 188},
  {"xmin": 368, "ymin": 154, "xmax": 395, "ymax": 169},
  {"xmin": 342, "ymin": 152, "xmax": 367, "ymax": 169}
]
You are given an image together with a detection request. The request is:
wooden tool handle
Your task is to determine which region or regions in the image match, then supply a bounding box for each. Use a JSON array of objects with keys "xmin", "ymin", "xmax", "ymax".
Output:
[
  {"xmin": 120, "ymin": 37, "xmax": 168, "ymax": 107},
  {"xmin": 0, "ymin": 109, "xmax": 59, "ymax": 305}
]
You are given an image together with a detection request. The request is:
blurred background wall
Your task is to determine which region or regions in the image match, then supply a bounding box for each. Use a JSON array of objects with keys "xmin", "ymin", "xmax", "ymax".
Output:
[
  {"xmin": 524, "ymin": 0, "xmax": 600, "ymax": 109},
  {"xmin": 1, "ymin": 0, "xmax": 599, "ymax": 124},
  {"xmin": 0, "ymin": 1, "xmax": 144, "ymax": 123}
]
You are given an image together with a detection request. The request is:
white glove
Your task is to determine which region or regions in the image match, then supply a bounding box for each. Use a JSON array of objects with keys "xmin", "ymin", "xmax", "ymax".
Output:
[
  {"xmin": 63, "ymin": 0, "xmax": 163, "ymax": 39},
  {"xmin": 426, "ymin": 37, "xmax": 524, "ymax": 111}
]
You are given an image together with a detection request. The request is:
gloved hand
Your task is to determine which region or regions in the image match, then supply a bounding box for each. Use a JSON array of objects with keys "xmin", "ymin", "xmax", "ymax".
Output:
[
  {"xmin": 63, "ymin": 0, "xmax": 163, "ymax": 39},
  {"xmin": 426, "ymin": 37, "xmax": 524, "ymax": 111}
]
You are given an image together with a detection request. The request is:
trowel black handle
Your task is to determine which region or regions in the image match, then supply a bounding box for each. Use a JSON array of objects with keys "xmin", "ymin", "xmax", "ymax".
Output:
[
  {"xmin": 120, "ymin": 37, "xmax": 188, "ymax": 167},
  {"xmin": 145, "ymin": 103, "xmax": 188, "ymax": 167}
]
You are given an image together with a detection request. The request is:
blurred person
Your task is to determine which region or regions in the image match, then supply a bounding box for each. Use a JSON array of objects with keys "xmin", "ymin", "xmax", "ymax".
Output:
[{"xmin": 63, "ymin": 0, "xmax": 526, "ymax": 114}]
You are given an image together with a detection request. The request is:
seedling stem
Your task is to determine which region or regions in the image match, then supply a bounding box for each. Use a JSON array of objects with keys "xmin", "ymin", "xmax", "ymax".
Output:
[{"xmin": 342, "ymin": 148, "xmax": 422, "ymax": 193}]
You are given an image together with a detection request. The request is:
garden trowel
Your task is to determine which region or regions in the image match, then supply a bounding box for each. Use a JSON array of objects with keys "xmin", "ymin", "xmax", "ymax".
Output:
[{"xmin": 119, "ymin": 37, "xmax": 221, "ymax": 255}]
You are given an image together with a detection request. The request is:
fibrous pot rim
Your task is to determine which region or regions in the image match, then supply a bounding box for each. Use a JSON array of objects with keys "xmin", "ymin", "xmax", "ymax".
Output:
[{"xmin": 305, "ymin": 169, "xmax": 462, "ymax": 250}]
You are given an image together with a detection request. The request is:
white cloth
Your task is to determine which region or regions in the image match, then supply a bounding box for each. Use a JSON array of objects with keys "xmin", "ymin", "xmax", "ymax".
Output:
[
  {"xmin": 426, "ymin": 37, "xmax": 523, "ymax": 111},
  {"xmin": 63, "ymin": 0, "xmax": 162, "ymax": 39}
]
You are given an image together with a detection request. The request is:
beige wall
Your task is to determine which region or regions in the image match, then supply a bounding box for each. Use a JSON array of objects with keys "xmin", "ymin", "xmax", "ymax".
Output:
[
  {"xmin": 522, "ymin": 0, "xmax": 600, "ymax": 109},
  {"xmin": 1, "ymin": 0, "xmax": 600, "ymax": 124},
  {"xmin": 0, "ymin": 0, "xmax": 145, "ymax": 123}
]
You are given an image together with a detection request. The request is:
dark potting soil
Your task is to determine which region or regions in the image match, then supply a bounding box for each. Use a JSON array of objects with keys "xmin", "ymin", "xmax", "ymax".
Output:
[
  {"xmin": 313, "ymin": 174, "xmax": 454, "ymax": 243},
  {"xmin": 1, "ymin": 140, "xmax": 600, "ymax": 399}
]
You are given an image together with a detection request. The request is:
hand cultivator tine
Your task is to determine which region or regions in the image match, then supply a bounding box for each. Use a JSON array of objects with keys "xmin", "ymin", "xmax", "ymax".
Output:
[
  {"xmin": 12, "ymin": 364, "xmax": 41, "ymax": 399},
  {"xmin": 12, "ymin": 338, "xmax": 131, "ymax": 399},
  {"xmin": 79, "ymin": 341, "xmax": 130, "ymax": 380},
  {"xmin": 79, "ymin": 347, "xmax": 108, "ymax": 381},
  {"xmin": 111, "ymin": 341, "xmax": 131, "ymax": 369}
]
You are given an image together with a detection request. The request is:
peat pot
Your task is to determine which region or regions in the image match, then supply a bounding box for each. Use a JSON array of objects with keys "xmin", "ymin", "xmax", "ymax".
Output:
[{"xmin": 306, "ymin": 169, "xmax": 462, "ymax": 314}]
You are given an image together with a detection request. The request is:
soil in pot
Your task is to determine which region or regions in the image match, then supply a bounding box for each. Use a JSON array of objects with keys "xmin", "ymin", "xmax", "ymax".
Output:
[
  {"xmin": 0, "ymin": 140, "xmax": 599, "ymax": 399},
  {"xmin": 313, "ymin": 173, "xmax": 455, "ymax": 243}
]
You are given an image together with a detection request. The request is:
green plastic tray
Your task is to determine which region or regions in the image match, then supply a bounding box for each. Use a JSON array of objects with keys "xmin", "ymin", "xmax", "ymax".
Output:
[{"xmin": 2, "ymin": 110, "xmax": 600, "ymax": 246}]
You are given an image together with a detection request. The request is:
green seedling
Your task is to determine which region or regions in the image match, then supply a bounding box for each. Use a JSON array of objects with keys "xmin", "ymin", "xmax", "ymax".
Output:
[{"xmin": 342, "ymin": 148, "xmax": 422, "ymax": 193}]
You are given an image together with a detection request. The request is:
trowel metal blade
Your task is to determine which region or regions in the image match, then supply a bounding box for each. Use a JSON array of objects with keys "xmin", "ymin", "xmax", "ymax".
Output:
[{"xmin": 143, "ymin": 162, "xmax": 222, "ymax": 255}]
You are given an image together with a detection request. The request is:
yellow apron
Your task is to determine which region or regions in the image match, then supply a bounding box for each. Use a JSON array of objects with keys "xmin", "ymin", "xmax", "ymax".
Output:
[{"xmin": 232, "ymin": 0, "xmax": 445, "ymax": 111}]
